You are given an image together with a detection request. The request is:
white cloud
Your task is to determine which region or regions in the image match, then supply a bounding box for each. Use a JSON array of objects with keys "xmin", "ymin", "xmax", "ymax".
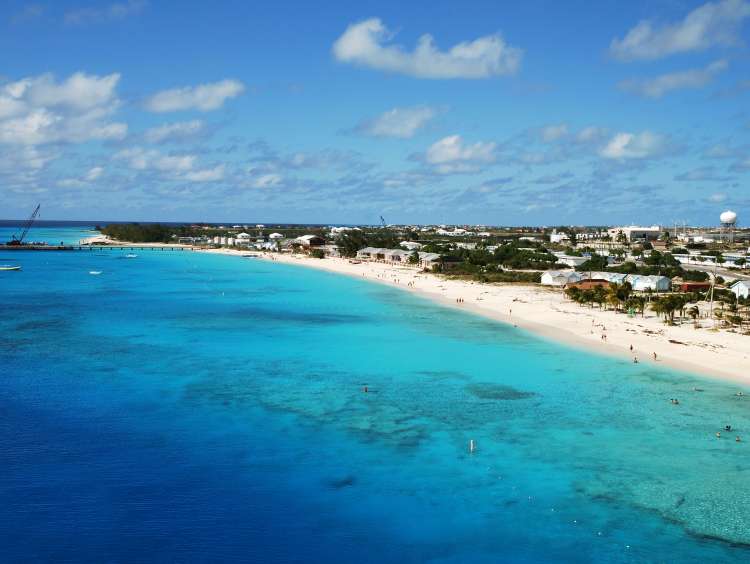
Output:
[
  {"xmin": 610, "ymin": 0, "xmax": 750, "ymax": 61},
  {"xmin": 540, "ymin": 123, "xmax": 568, "ymax": 142},
  {"xmin": 332, "ymin": 18, "xmax": 521, "ymax": 79},
  {"xmin": 85, "ymin": 166, "xmax": 104, "ymax": 181},
  {"xmin": 144, "ymin": 120, "xmax": 205, "ymax": 143},
  {"xmin": 424, "ymin": 134, "xmax": 497, "ymax": 173},
  {"xmin": 115, "ymin": 147, "xmax": 194, "ymax": 171},
  {"xmin": 600, "ymin": 131, "xmax": 668, "ymax": 159},
  {"xmin": 0, "ymin": 72, "xmax": 126, "ymax": 145},
  {"xmin": 251, "ymin": 173, "xmax": 283, "ymax": 188},
  {"xmin": 113, "ymin": 146, "xmax": 228, "ymax": 183},
  {"xmin": 144, "ymin": 79, "xmax": 244, "ymax": 112},
  {"xmin": 620, "ymin": 59, "xmax": 728, "ymax": 98},
  {"xmin": 184, "ymin": 165, "xmax": 225, "ymax": 182},
  {"xmin": 64, "ymin": 0, "xmax": 147, "ymax": 26},
  {"xmin": 58, "ymin": 166, "xmax": 106, "ymax": 188},
  {"xmin": 355, "ymin": 106, "xmax": 437, "ymax": 138}
]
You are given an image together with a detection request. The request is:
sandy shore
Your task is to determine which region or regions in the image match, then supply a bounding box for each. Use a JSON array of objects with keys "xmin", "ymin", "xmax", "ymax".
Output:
[{"xmin": 195, "ymin": 248, "xmax": 750, "ymax": 385}]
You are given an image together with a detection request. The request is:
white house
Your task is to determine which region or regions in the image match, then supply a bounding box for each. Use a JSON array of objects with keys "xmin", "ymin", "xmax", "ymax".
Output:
[
  {"xmin": 549, "ymin": 229, "xmax": 570, "ymax": 244},
  {"xmin": 625, "ymin": 274, "xmax": 671, "ymax": 292},
  {"xmin": 356, "ymin": 247, "xmax": 440, "ymax": 269},
  {"xmin": 585, "ymin": 272, "xmax": 628, "ymax": 284},
  {"xmin": 731, "ymin": 280, "xmax": 750, "ymax": 299},
  {"xmin": 607, "ymin": 225, "xmax": 661, "ymax": 242},
  {"xmin": 400, "ymin": 241, "xmax": 423, "ymax": 251},
  {"xmin": 294, "ymin": 234, "xmax": 326, "ymax": 247},
  {"xmin": 553, "ymin": 252, "xmax": 588, "ymax": 268},
  {"xmin": 541, "ymin": 271, "xmax": 582, "ymax": 286},
  {"xmin": 269, "ymin": 233, "xmax": 284, "ymax": 240}
]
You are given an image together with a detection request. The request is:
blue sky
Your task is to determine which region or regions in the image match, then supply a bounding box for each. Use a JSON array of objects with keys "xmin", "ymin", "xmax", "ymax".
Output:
[{"xmin": 1, "ymin": 0, "xmax": 749, "ymax": 225}]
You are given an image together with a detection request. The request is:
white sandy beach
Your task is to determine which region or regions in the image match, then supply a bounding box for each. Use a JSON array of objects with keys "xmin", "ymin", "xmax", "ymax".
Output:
[
  {"xmin": 90, "ymin": 238, "xmax": 749, "ymax": 384},
  {"xmin": 197, "ymin": 248, "xmax": 749, "ymax": 385}
]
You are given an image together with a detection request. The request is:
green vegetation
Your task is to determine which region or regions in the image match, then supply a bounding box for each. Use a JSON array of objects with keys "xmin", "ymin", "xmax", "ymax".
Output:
[
  {"xmin": 99, "ymin": 223, "xmax": 176, "ymax": 243},
  {"xmin": 310, "ymin": 249, "xmax": 326, "ymax": 259}
]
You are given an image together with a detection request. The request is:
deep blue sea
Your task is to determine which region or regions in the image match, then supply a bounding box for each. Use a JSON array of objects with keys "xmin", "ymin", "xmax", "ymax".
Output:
[{"xmin": 2, "ymin": 226, "xmax": 750, "ymax": 563}]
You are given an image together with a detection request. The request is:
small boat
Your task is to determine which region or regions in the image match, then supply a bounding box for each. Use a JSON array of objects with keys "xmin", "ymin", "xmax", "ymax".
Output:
[
  {"xmin": 89, "ymin": 270, "xmax": 103, "ymax": 275},
  {"xmin": 242, "ymin": 254, "xmax": 260, "ymax": 258},
  {"xmin": 125, "ymin": 253, "xmax": 138, "ymax": 258},
  {"xmin": 0, "ymin": 265, "xmax": 21, "ymax": 271}
]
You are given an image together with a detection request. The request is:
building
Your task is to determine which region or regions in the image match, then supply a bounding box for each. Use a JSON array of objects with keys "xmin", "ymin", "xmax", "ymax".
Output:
[
  {"xmin": 607, "ymin": 225, "xmax": 661, "ymax": 242},
  {"xmin": 624, "ymin": 274, "xmax": 671, "ymax": 292},
  {"xmin": 294, "ymin": 235, "xmax": 326, "ymax": 247},
  {"xmin": 731, "ymin": 280, "xmax": 750, "ymax": 299},
  {"xmin": 676, "ymin": 282, "xmax": 711, "ymax": 293},
  {"xmin": 400, "ymin": 241, "xmax": 422, "ymax": 251},
  {"xmin": 565, "ymin": 278, "xmax": 610, "ymax": 290},
  {"xmin": 553, "ymin": 253, "xmax": 588, "ymax": 268},
  {"xmin": 269, "ymin": 232, "xmax": 284, "ymax": 240},
  {"xmin": 541, "ymin": 271, "xmax": 582, "ymax": 286},
  {"xmin": 575, "ymin": 271, "xmax": 628, "ymax": 284},
  {"xmin": 356, "ymin": 247, "xmax": 440, "ymax": 269},
  {"xmin": 549, "ymin": 229, "xmax": 570, "ymax": 244}
]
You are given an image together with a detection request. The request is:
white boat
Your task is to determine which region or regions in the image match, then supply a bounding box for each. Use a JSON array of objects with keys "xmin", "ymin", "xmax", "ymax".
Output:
[
  {"xmin": 89, "ymin": 271, "xmax": 102, "ymax": 275},
  {"xmin": 0, "ymin": 265, "xmax": 21, "ymax": 271},
  {"xmin": 125, "ymin": 253, "xmax": 138, "ymax": 258}
]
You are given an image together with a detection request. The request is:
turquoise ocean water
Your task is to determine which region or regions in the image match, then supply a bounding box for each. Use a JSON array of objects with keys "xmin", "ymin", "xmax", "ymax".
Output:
[{"xmin": 2, "ymin": 226, "xmax": 750, "ymax": 563}]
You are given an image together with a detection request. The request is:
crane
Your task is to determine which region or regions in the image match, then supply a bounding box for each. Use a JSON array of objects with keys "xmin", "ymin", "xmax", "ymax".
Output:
[{"xmin": 8, "ymin": 204, "xmax": 40, "ymax": 246}]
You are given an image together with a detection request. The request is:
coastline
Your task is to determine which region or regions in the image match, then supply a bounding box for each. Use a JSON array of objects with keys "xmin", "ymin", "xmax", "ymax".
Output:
[
  {"xmin": 86, "ymin": 235, "xmax": 749, "ymax": 386},
  {"xmin": 201, "ymin": 247, "xmax": 749, "ymax": 385}
]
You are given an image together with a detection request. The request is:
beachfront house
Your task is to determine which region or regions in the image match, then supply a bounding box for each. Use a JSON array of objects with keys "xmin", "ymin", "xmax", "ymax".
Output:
[
  {"xmin": 294, "ymin": 235, "xmax": 326, "ymax": 247},
  {"xmin": 541, "ymin": 271, "xmax": 582, "ymax": 286},
  {"xmin": 731, "ymin": 280, "xmax": 750, "ymax": 299},
  {"xmin": 356, "ymin": 247, "xmax": 441, "ymax": 269},
  {"xmin": 624, "ymin": 274, "xmax": 671, "ymax": 292}
]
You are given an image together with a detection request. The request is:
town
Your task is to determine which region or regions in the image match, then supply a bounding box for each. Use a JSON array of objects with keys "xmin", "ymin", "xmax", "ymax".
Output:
[{"xmin": 98, "ymin": 211, "xmax": 750, "ymax": 332}]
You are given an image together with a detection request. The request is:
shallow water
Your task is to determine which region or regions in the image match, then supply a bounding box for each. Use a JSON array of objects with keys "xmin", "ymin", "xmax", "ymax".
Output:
[{"xmin": 2, "ymin": 230, "xmax": 750, "ymax": 563}]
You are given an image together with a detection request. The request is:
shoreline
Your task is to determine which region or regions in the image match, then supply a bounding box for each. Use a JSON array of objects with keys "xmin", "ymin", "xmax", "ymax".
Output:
[
  {"xmin": 200, "ymin": 247, "xmax": 749, "ymax": 386},
  {"xmin": 92, "ymin": 238, "xmax": 749, "ymax": 386}
]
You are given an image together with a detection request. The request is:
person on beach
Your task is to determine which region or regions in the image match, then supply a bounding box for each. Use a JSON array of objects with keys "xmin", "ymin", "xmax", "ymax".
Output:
[
  {"xmin": 653, "ymin": 352, "xmax": 657, "ymax": 361},
  {"xmin": 629, "ymin": 344, "xmax": 633, "ymax": 352}
]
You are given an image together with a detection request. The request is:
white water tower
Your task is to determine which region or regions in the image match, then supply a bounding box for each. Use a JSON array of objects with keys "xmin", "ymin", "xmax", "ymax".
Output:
[{"xmin": 720, "ymin": 210, "xmax": 737, "ymax": 243}]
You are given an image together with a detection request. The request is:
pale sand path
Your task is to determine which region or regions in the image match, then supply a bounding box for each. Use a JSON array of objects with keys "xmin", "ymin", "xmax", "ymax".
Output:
[{"xmin": 198, "ymin": 248, "xmax": 749, "ymax": 385}]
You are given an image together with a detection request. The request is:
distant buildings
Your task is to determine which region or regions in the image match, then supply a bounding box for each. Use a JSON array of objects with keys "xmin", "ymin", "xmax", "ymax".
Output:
[
  {"xmin": 607, "ymin": 225, "xmax": 661, "ymax": 242},
  {"xmin": 549, "ymin": 229, "xmax": 570, "ymax": 244},
  {"xmin": 356, "ymin": 247, "xmax": 441, "ymax": 269}
]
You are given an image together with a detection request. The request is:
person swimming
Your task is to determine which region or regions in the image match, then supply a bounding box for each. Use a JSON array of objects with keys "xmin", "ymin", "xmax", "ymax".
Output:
[{"xmin": 726, "ymin": 425, "xmax": 732, "ymax": 432}]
